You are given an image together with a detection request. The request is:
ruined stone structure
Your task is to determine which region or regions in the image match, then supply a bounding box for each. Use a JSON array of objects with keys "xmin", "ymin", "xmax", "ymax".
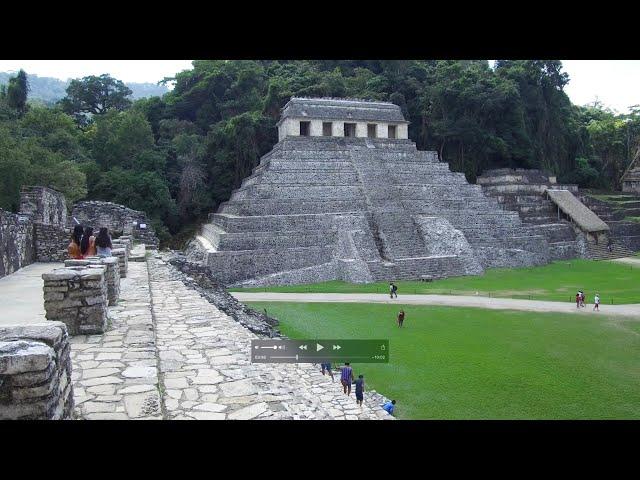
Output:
[
  {"xmin": 0, "ymin": 322, "xmax": 74, "ymax": 420},
  {"xmin": 72, "ymin": 201, "xmax": 159, "ymax": 248},
  {"xmin": 478, "ymin": 169, "xmax": 637, "ymax": 259},
  {"xmin": 0, "ymin": 208, "xmax": 34, "ymax": 277},
  {"xmin": 189, "ymin": 98, "xmax": 550, "ymax": 286},
  {"xmin": 0, "ymin": 187, "xmax": 157, "ymax": 279},
  {"xmin": 42, "ymin": 266, "xmax": 110, "ymax": 335},
  {"xmin": 622, "ymin": 147, "xmax": 640, "ymax": 194}
]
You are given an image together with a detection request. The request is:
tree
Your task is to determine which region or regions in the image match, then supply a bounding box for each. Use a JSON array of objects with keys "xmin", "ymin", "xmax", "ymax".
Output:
[
  {"xmin": 5, "ymin": 70, "xmax": 29, "ymax": 115},
  {"xmin": 60, "ymin": 74, "xmax": 132, "ymax": 126}
]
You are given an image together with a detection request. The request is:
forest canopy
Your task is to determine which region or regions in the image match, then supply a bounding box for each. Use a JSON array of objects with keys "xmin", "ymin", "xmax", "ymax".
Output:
[{"xmin": 1, "ymin": 61, "xmax": 638, "ymax": 247}]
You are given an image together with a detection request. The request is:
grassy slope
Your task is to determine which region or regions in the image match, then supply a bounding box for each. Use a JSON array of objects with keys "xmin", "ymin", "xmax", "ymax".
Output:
[
  {"xmin": 234, "ymin": 259, "xmax": 640, "ymax": 304},
  {"xmin": 248, "ymin": 301, "xmax": 640, "ymax": 419}
]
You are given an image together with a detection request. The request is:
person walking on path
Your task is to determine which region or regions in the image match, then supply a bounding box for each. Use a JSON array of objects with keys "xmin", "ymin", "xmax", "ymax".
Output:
[
  {"xmin": 340, "ymin": 362, "xmax": 354, "ymax": 396},
  {"xmin": 80, "ymin": 227, "xmax": 97, "ymax": 258},
  {"xmin": 390, "ymin": 282, "xmax": 398, "ymax": 299},
  {"xmin": 321, "ymin": 362, "xmax": 334, "ymax": 381},
  {"xmin": 576, "ymin": 292, "xmax": 581, "ymax": 309},
  {"xmin": 397, "ymin": 309, "xmax": 405, "ymax": 328},
  {"xmin": 355, "ymin": 374, "xmax": 365, "ymax": 407},
  {"xmin": 593, "ymin": 293, "xmax": 600, "ymax": 311},
  {"xmin": 95, "ymin": 227, "xmax": 113, "ymax": 257},
  {"xmin": 68, "ymin": 225, "xmax": 84, "ymax": 259}
]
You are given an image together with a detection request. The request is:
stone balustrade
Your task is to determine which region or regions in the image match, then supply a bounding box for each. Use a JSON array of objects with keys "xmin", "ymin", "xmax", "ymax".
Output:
[
  {"xmin": 0, "ymin": 322, "xmax": 74, "ymax": 420},
  {"xmin": 64, "ymin": 257, "xmax": 120, "ymax": 306},
  {"xmin": 111, "ymin": 248, "xmax": 128, "ymax": 278},
  {"xmin": 42, "ymin": 266, "xmax": 109, "ymax": 335}
]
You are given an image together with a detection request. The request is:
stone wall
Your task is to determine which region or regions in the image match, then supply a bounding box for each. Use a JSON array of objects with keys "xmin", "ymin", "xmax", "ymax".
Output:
[
  {"xmin": 19, "ymin": 186, "xmax": 67, "ymax": 226},
  {"xmin": 0, "ymin": 209, "xmax": 34, "ymax": 278},
  {"xmin": 71, "ymin": 200, "xmax": 159, "ymax": 247},
  {"xmin": 65, "ymin": 257, "xmax": 120, "ymax": 306},
  {"xmin": 34, "ymin": 223, "xmax": 70, "ymax": 262},
  {"xmin": 0, "ymin": 322, "xmax": 74, "ymax": 420},
  {"xmin": 42, "ymin": 266, "xmax": 109, "ymax": 335}
]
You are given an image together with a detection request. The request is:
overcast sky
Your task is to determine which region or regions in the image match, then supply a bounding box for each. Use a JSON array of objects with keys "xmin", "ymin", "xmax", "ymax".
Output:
[{"xmin": 0, "ymin": 60, "xmax": 638, "ymax": 113}]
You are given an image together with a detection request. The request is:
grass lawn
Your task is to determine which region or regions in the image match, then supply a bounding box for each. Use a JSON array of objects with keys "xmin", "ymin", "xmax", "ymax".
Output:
[
  {"xmin": 247, "ymin": 301, "xmax": 640, "ymax": 419},
  {"xmin": 234, "ymin": 259, "xmax": 640, "ymax": 304}
]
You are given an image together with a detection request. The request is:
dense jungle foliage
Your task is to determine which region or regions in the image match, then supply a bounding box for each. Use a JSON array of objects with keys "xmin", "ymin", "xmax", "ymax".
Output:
[{"xmin": 1, "ymin": 61, "xmax": 638, "ymax": 246}]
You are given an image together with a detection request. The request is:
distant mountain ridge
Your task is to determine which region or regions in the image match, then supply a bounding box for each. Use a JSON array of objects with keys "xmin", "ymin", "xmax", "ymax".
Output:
[{"xmin": 0, "ymin": 72, "xmax": 169, "ymax": 105}]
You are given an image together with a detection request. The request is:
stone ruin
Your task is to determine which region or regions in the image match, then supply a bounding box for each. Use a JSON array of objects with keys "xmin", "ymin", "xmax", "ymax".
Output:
[
  {"xmin": 0, "ymin": 322, "xmax": 74, "ymax": 420},
  {"xmin": 0, "ymin": 186, "xmax": 157, "ymax": 279},
  {"xmin": 621, "ymin": 147, "xmax": 640, "ymax": 195},
  {"xmin": 187, "ymin": 97, "xmax": 551, "ymax": 286},
  {"xmin": 72, "ymin": 201, "xmax": 159, "ymax": 248},
  {"xmin": 478, "ymin": 168, "xmax": 639, "ymax": 259}
]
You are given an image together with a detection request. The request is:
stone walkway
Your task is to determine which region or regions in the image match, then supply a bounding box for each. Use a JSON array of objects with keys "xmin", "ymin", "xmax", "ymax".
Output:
[
  {"xmin": 231, "ymin": 292, "xmax": 640, "ymax": 318},
  {"xmin": 0, "ymin": 262, "xmax": 63, "ymax": 325},
  {"xmin": 69, "ymin": 257, "xmax": 393, "ymax": 420},
  {"xmin": 70, "ymin": 261, "xmax": 162, "ymax": 419},
  {"xmin": 148, "ymin": 257, "xmax": 391, "ymax": 420}
]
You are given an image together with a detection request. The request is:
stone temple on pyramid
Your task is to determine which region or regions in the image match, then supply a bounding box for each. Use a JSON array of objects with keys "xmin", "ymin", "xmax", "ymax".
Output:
[{"xmin": 187, "ymin": 97, "xmax": 554, "ymax": 286}]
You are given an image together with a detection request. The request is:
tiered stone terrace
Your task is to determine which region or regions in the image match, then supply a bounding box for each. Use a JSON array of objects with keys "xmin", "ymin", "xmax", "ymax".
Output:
[{"xmin": 192, "ymin": 134, "xmax": 550, "ymax": 286}]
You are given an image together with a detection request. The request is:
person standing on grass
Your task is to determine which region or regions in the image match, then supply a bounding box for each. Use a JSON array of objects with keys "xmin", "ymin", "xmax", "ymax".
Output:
[
  {"xmin": 355, "ymin": 374, "xmax": 365, "ymax": 407},
  {"xmin": 340, "ymin": 362, "xmax": 354, "ymax": 396},
  {"xmin": 397, "ymin": 309, "xmax": 405, "ymax": 328},
  {"xmin": 321, "ymin": 362, "xmax": 334, "ymax": 381},
  {"xmin": 593, "ymin": 293, "xmax": 600, "ymax": 311}
]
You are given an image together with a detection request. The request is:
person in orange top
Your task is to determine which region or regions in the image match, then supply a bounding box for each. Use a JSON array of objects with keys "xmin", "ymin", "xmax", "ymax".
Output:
[
  {"xmin": 80, "ymin": 226, "xmax": 97, "ymax": 257},
  {"xmin": 68, "ymin": 225, "xmax": 84, "ymax": 259}
]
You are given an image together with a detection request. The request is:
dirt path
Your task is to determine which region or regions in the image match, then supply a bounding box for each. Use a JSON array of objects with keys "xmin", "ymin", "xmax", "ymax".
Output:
[{"xmin": 231, "ymin": 292, "xmax": 640, "ymax": 318}]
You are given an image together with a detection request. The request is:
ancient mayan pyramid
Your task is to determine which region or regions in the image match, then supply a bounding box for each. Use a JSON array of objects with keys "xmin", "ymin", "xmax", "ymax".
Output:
[{"xmin": 188, "ymin": 97, "xmax": 550, "ymax": 286}]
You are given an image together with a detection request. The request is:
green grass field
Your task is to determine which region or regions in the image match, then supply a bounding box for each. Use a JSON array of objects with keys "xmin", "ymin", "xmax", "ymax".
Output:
[
  {"xmin": 234, "ymin": 259, "xmax": 640, "ymax": 304},
  {"xmin": 247, "ymin": 301, "xmax": 640, "ymax": 419}
]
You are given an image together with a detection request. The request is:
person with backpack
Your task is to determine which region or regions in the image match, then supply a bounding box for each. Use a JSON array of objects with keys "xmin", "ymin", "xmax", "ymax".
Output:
[{"xmin": 390, "ymin": 282, "xmax": 398, "ymax": 299}]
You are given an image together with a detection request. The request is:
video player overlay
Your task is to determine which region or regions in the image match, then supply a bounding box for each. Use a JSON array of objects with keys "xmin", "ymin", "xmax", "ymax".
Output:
[{"xmin": 251, "ymin": 340, "xmax": 389, "ymax": 364}]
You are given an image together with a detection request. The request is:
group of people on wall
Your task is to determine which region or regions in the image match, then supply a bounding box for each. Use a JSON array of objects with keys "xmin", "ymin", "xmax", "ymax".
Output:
[{"xmin": 68, "ymin": 225, "xmax": 113, "ymax": 259}]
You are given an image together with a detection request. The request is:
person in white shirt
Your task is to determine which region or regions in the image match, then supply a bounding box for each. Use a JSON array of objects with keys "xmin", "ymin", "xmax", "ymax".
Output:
[{"xmin": 593, "ymin": 294, "xmax": 600, "ymax": 311}]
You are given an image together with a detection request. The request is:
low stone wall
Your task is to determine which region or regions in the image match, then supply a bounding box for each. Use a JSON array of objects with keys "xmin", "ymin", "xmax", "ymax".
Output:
[
  {"xmin": 0, "ymin": 322, "xmax": 74, "ymax": 420},
  {"xmin": 42, "ymin": 266, "xmax": 109, "ymax": 335},
  {"xmin": 112, "ymin": 248, "xmax": 128, "ymax": 278},
  {"xmin": 0, "ymin": 209, "xmax": 34, "ymax": 278},
  {"xmin": 64, "ymin": 257, "xmax": 120, "ymax": 306}
]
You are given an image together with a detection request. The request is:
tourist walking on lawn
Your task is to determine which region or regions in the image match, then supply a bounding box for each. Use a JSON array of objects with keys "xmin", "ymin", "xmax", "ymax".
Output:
[
  {"xmin": 575, "ymin": 292, "xmax": 581, "ymax": 309},
  {"xmin": 68, "ymin": 224, "xmax": 84, "ymax": 259},
  {"xmin": 340, "ymin": 362, "xmax": 354, "ymax": 396},
  {"xmin": 398, "ymin": 309, "xmax": 405, "ymax": 328},
  {"xmin": 355, "ymin": 374, "xmax": 365, "ymax": 407},
  {"xmin": 95, "ymin": 227, "xmax": 113, "ymax": 257},
  {"xmin": 593, "ymin": 293, "xmax": 600, "ymax": 311},
  {"xmin": 390, "ymin": 282, "xmax": 398, "ymax": 299},
  {"xmin": 80, "ymin": 226, "xmax": 96, "ymax": 257},
  {"xmin": 321, "ymin": 362, "xmax": 334, "ymax": 381},
  {"xmin": 579, "ymin": 290, "xmax": 585, "ymax": 308}
]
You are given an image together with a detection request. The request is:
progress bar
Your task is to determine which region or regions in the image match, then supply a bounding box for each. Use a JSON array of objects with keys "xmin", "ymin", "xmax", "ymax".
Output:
[{"xmin": 250, "ymin": 339, "xmax": 389, "ymax": 363}]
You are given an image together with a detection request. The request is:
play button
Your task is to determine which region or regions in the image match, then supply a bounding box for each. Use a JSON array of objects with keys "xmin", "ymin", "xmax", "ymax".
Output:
[{"xmin": 316, "ymin": 343, "xmax": 324, "ymax": 352}]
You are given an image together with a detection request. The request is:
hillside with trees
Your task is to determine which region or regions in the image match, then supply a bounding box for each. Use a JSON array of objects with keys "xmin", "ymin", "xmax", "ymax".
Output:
[
  {"xmin": 1, "ymin": 61, "xmax": 639, "ymax": 247},
  {"xmin": 0, "ymin": 72, "xmax": 168, "ymax": 105}
]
